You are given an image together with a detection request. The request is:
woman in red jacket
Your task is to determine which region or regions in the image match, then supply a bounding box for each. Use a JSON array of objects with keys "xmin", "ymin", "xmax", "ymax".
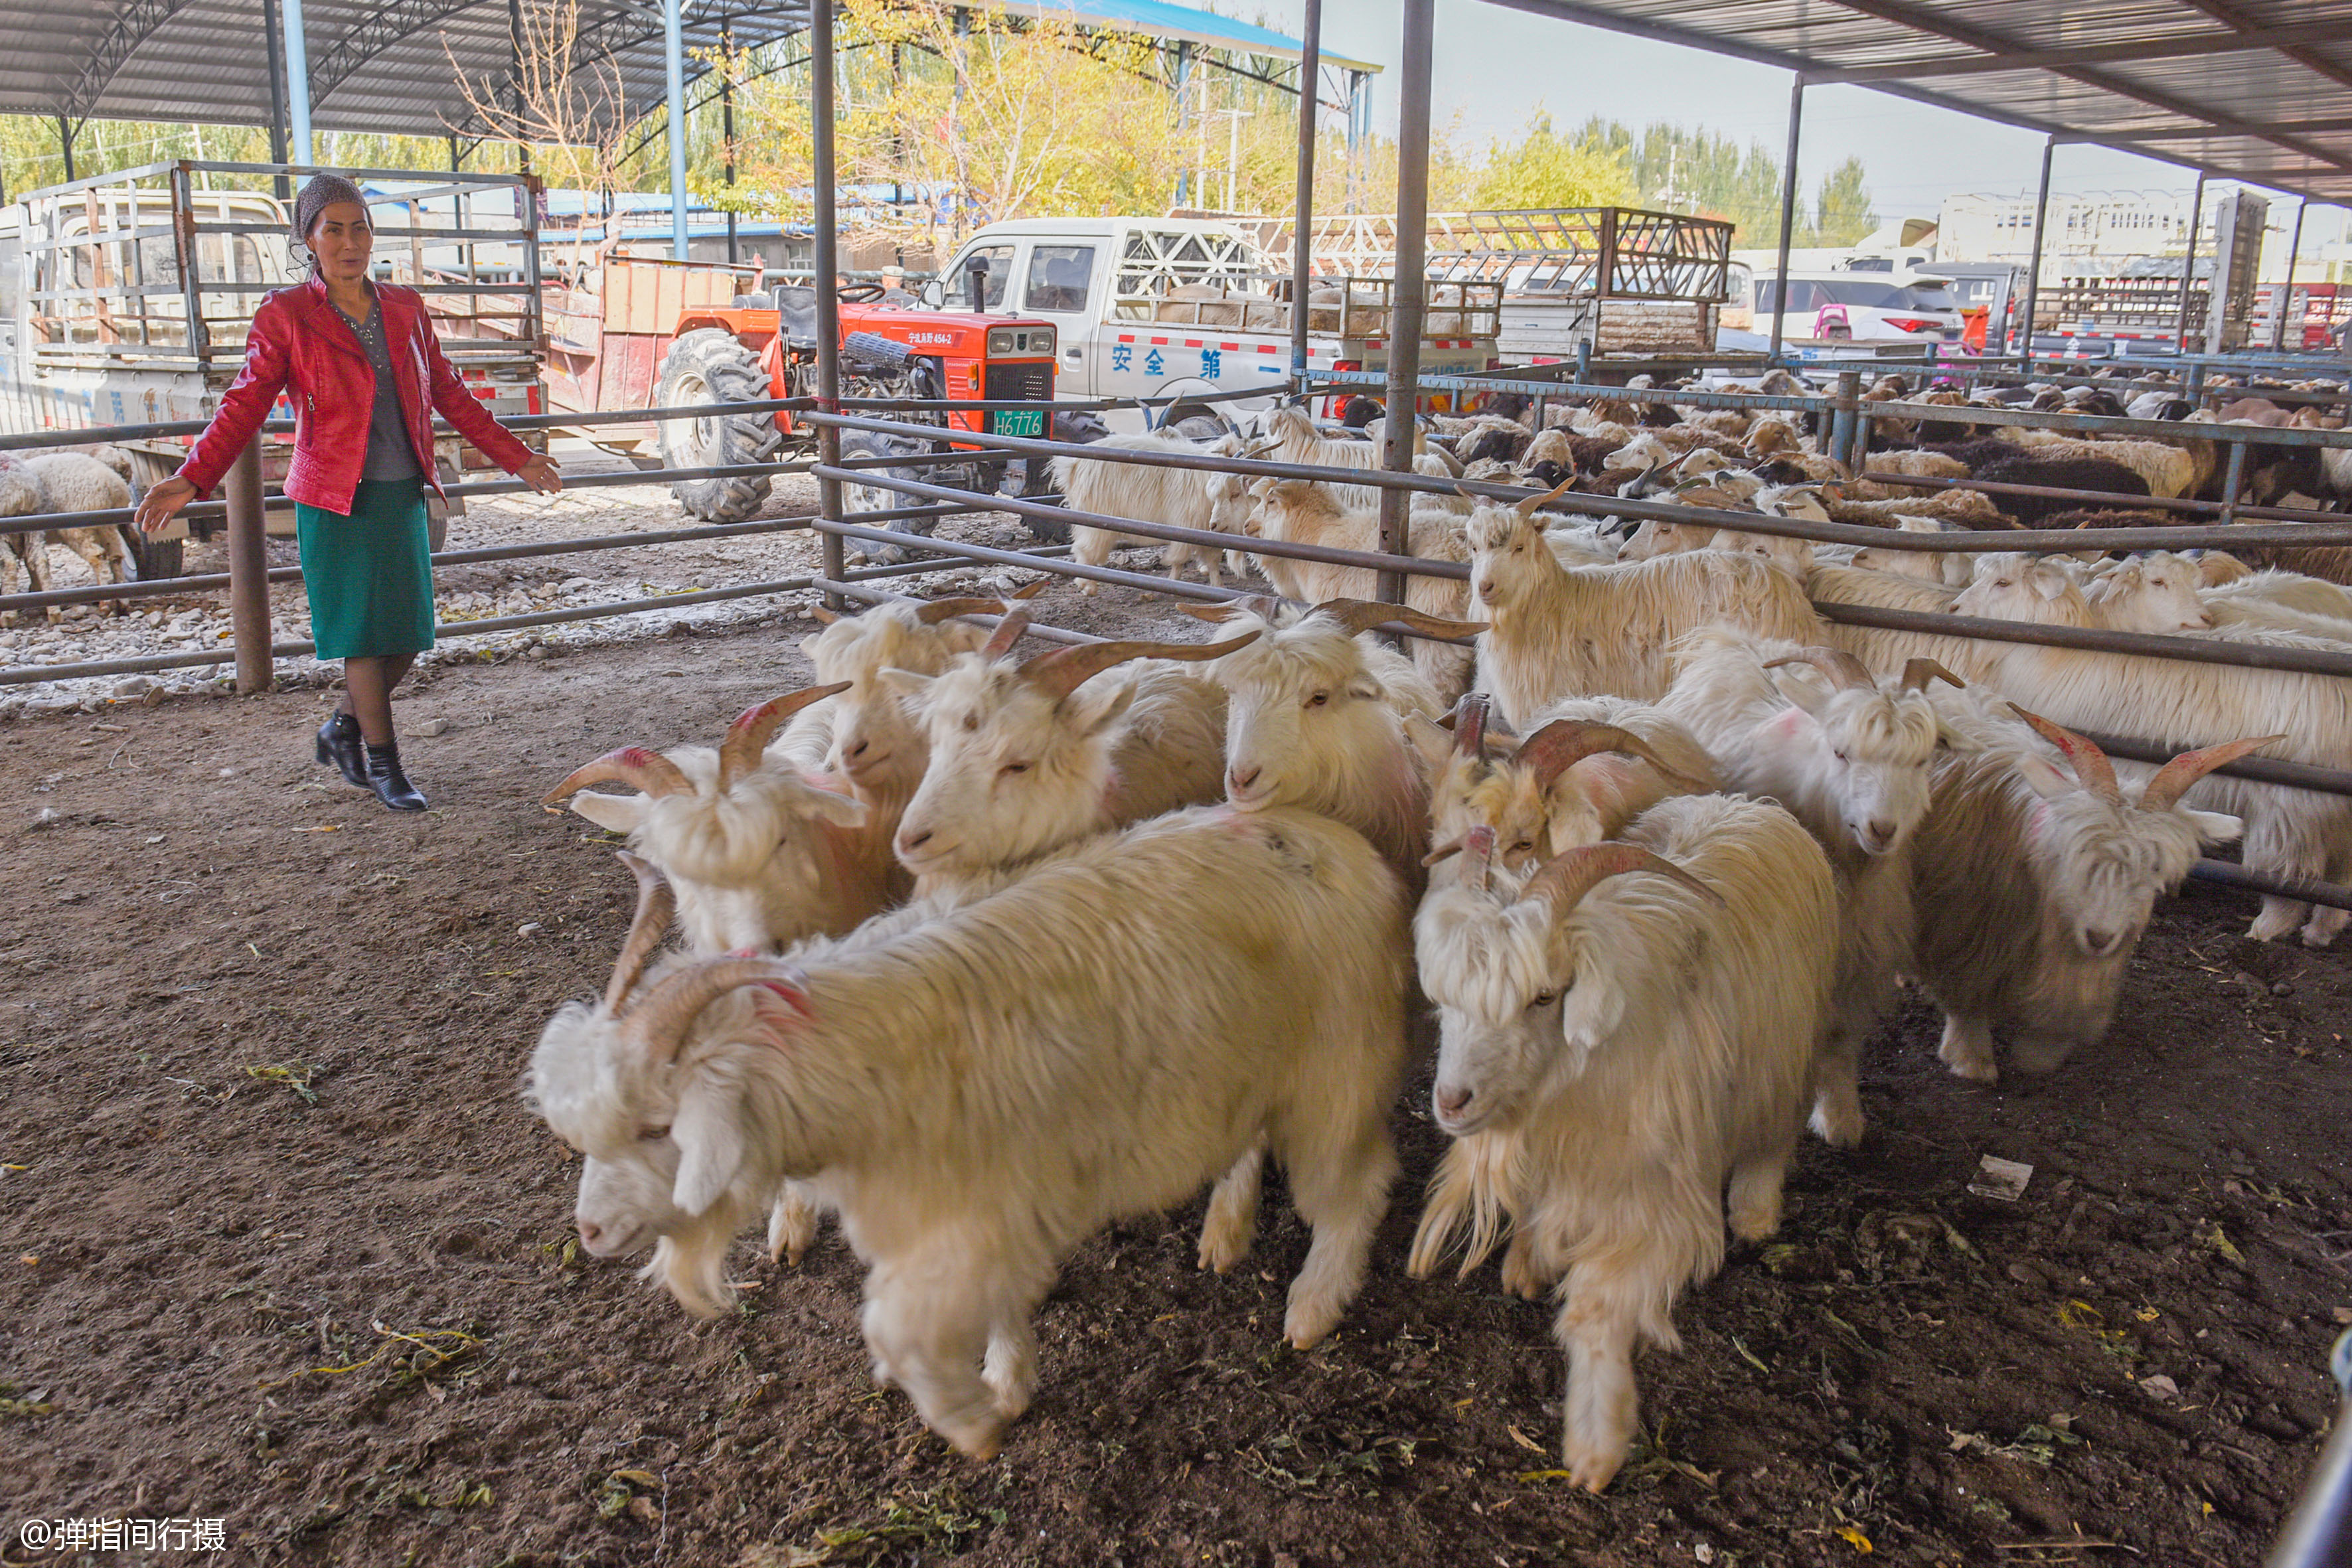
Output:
[{"xmin": 134, "ymin": 173, "xmax": 561, "ymax": 811}]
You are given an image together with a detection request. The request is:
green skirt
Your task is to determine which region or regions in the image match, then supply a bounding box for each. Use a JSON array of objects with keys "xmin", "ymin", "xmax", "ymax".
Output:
[{"xmin": 295, "ymin": 478, "xmax": 434, "ymax": 660}]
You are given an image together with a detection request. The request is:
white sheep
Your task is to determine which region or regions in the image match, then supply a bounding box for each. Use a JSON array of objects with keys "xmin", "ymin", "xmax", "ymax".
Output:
[
  {"xmin": 1, "ymin": 451, "xmax": 135, "ymax": 614},
  {"xmin": 528, "ymin": 803, "xmax": 1409, "ymax": 1459},
  {"xmin": 880, "ymin": 620, "xmax": 1245, "ymax": 903},
  {"xmin": 1050, "ymin": 431, "xmax": 1258, "ymax": 594},
  {"xmin": 1660, "ymin": 634, "xmax": 1962, "ymax": 1146},
  {"xmin": 1466, "ymin": 481, "xmax": 1824, "ymax": 727},
  {"xmin": 1409, "ymin": 793, "xmax": 1839, "ymax": 1490},
  {"xmin": 1197, "ymin": 596, "xmax": 1474, "ymax": 892},
  {"xmin": 1911, "ymin": 708, "xmax": 2269, "ymax": 1079}
]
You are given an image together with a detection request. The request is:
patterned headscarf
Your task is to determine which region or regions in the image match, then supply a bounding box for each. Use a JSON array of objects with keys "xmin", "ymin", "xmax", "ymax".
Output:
[{"xmin": 293, "ymin": 173, "xmax": 369, "ymax": 244}]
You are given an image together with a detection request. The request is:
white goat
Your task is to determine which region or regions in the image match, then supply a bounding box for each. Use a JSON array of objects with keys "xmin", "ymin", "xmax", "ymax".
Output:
[
  {"xmin": 2089, "ymin": 552, "xmax": 2352, "ymax": 641},
  {"xmin": 1409, "ymin": 793, "xmax": 1839, "ymax": 1491},
  {"xmin": 1660, "ymin": 634, "xmax": 1962, "ymax": 1146},
  {"xmin": 881, "ymin": 622, "xmax": 1244, "ymax": 904},
  {"xmin": 528, "ymin": 805, "xmax": 1409, "ymax": 1459},
  {"xmin": 1806, "ymin": 562, "xmax": 2004, "ymax": 686},
  {"xmin": 1199, "ymin": 597, "xmax": 1474, "ymax": 892},
  {"xmin": 1911, "ymin": 709, "xmax": 2267, "ymax": 1079},
  {"xmin": 1954, "ymin": 557, "xmax": 2352, "ymax": 947},
  {"xmin": 1261, "ymin": 403, "xmax": 1421, "ymax": 510},
  {"xmin": 1052, "ymin": 431, "xmax": 1257, "ymax": 593},
  {"xmin": 1466, "ymin": 481, "xmax": 1824, "ymax": 727}
]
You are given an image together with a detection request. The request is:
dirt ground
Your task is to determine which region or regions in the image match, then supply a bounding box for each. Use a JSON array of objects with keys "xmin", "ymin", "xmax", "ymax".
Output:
[{"xmin": 4, "ymin": 568, "xmax": 2349, "ymax": 1568}]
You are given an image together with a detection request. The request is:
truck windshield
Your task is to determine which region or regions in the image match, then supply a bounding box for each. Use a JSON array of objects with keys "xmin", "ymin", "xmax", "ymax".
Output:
[
  {"xmin": 961, "ymin": 246, "xmax": 1012, "ymax": 311},
  {"xmin": 1024, "ymin": 244, "xmax": 1094, "ymax": 312}
]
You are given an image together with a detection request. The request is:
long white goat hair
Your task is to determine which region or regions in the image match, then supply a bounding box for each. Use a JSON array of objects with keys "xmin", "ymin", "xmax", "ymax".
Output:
[
  {"xmin": 1245, "ymin": 477, "xmax": 1478, "ymax": 702},
  {"xmin": 1806, "ymin": 562, "xmax": 2006, "ymax": 686},
  {"xmin": 1204, "ymin": 597, "xmax": 1472, "ymax": 892},
  {"xmin": 1658, "ymin": 632, "xmax": 1958, "ymax": 1146},
  {"xmin": 1954, "ymin": 564, "xmax": 2352, "ymax": 948},
  {"xmin": 528, "ymin": 805, "xmax": 1409, "ymax": 1460},
  {"xmin": 1908, "ymin": 710, "xmax": 2259, "ymax": 1080},
  {"xmin": 1466, "ymin": 489, "xmax": 1823, "ymax": 727},
  {"xmin": 1051, "ymin": 431, "xmax": 1252, "ymax": 593},
  {"xmin": 1262, "ymin": 403, "xmax": 1420, "ymax": 511},
  {"xmin": 1409, "ymin": 793, "xmax": 1838, "ymax": 1492},
  {"xmin": 882, "ymin": 623, "xmax": 1243, "ymax": 905}
]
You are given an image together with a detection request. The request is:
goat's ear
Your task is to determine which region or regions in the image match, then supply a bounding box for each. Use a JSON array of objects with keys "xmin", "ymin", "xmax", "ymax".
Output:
[
  {"xmin": 2015, "ymin": 753, "xmax": 2074, "ymax": 801},
  {"xmin": 1063, "ymin": 674, "xmax": 1138, "ymax": 738},
  {"xmin": 798, "ymin": 635, "xmax": 824, "ymax": 660},
  {"xmin": 1345, "ymin": 672, "xmax": 1383, "ymax": 704},
  {"xmin": 1771, "ymin": 669, "xmax": 1831, "ymax": 719},
  {"xmin": 568, "ymin": 791, "xmax": 649, "ymax": 834},
  {"xmin": 2180, "ymin": 807, "xmax": 2243, "ymax": 845},
  {"xmin": 1404, "ymin": 714, "xmax": 1454, "ymax": 774},
  {"xmin": 2031, "ymin": 570, "xmax": 2072, "ymax": 603},
  {"xmin": 797, "ymin": 785, "xmax": 870, "ymax": 830},
  {"xmin": 670, "ymin": 1074, "xmax": 747, "ymax": 1218},
  {"xmin": 875, "ymin": 666, "xmax": 934, "ymax": 704}
]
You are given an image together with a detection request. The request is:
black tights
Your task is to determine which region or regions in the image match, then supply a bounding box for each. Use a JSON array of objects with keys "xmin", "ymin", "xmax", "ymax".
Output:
[{"xmin": 337, "ymin": 653, "xmax": 416, "ymax": 747}]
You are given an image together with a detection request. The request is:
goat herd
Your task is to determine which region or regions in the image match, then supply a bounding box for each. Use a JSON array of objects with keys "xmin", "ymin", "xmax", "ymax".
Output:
[{"xmin": 524, "ymin": 368, "xmax": 2344, "ymax": 1493}]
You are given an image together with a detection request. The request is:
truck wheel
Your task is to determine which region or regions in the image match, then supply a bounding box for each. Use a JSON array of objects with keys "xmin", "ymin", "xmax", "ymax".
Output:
[{"xmin": 657, "ymin": 328, "xmax": 783, "ymax": 522}]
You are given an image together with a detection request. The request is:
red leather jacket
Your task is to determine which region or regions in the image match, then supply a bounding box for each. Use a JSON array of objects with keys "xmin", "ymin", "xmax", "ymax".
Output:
[{"xmin": 177, "ymin": 275, "xmax": 532, "ymax": 515}]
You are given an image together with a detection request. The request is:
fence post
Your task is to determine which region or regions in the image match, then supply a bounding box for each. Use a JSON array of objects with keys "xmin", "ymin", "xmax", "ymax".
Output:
[
  {"xmin": 2217, "ymin": 438, "xmax": 2246, "ymax": 528},
  {"xmin": 1830, "ymin": 370, "xmax": 1860, "ymax": 472},
  {"xmin": 224, "ymin": 439, "xmax": 274, "ymax": 694}
]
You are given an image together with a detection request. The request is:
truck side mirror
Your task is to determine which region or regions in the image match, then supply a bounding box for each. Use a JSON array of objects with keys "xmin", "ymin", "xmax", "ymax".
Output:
[{"xmin": 919, "ymin": 277, "xmax": 943, "ymax": 309}]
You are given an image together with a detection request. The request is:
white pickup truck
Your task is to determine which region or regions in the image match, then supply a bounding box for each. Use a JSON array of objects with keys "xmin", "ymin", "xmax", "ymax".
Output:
[{"xmin": 921, "ymin": 216, "xmax": 1500, "ymax": 432}]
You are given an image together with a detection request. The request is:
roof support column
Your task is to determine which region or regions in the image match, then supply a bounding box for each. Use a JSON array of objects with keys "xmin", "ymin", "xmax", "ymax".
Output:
[
  {"xmin": 1766, "ymin": 73, "xmax": 1804, "ymax": 366},
  {"xmin": 54, "ymin": 117, "xmax": 72, "ymax": 183},
  {"xmin": 2275, "ymin": 200, "xmax": 2307, "ymax": 351},
  {"xmin": 1377, "ymin": 0, "xmax": 1433, "ymax": 609},
  {"xmin": 2173, "ymin": 171, "xmax": 2207, "ymax": 354},
  {"xmin": 1290, "ymin": 0, "xmax": 1320, "ymax": 390},
  {"xmin": 664, "ymin": 0, "xmax": 689, "ymax": 260},
  {"xmin": 262, "ymin": 0, "xmax": 291, "ymax": 200},
  {"xmin": 813, "ymin": 0, "xmax": 847, "ymax": 611},
  {"xmin": 2018, "ymin": 136, "xmax": 2055, "ymax": 364},
  {"xmin": 1172, "ymin": 42, "xmax": 1193, "ymax": 208},
  {"xmin": 283, "ymin": 0, "xmax": 313, "ymax": 165},
  {"xmin": 1345, "ymin": 70, "xmax": 1368, "ymax": 215},
  {"xmin": 722, "ymin": 20, "xmax": 740, "ymax": 265}
]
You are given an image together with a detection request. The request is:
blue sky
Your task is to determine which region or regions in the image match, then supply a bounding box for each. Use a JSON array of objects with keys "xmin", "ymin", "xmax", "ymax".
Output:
[{"xmin": 1219, "ymin": 0, "xmax": 2349, "ymax": 250}]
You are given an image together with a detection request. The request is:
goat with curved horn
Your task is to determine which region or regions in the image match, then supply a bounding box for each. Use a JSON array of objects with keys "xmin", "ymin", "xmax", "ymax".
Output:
[
  {"xmin": 542, "ymin": 746, "xmax": 693, "ymax": 809},
  {"xmin": 604, "ymin": 851, "xmax": 678, "ymax": 1012},
  {"xmin": 2007, "ymin": 706, "xmax": 2121, "ymax": 804},
  {"xmin": 2140, "ymin": 734, "xmax": 2286, "ymax": 813},
  {"xmin": 718, "ymin": 681, "xmax": 854, "ymax": 790},
  {"xmin": 1901, "ymin": 658, "xmax": 1966, "ymax": 694},
  {"xmin": 1018, "ymin": 631, "xmax": 1261, "ymax": 702},
  {"xmin": 1009, "ymin": 579, "xmax": 1052, "ymax": 601},
  {"xmin": 1519, "ymin": 841, "xmax": 1725, "ymax": 914},
  {"xmin": 1452, "ymin": 692, "xmax": 1490, "ymax": 757},
  {"xmin": 619, "ymin": 957, "xmax": 802, "ymax": 1065},
  {"xmin": 1514, "ymin": 473, "xmax": 1579, "ymax": 518},
  {"xmin": 1763, "ymin": 647, "xmax": 1877, "ymax": 693},
  {"xmin": 914, "ymin": 595, "xmax": 1014, "ymax": 625},
  {"xmin": 1311, "ymin": 597, "xmax": 1491, "ymax": 641},
  {"xmin": 1515, "ymin": 718, "xmax": 1699, "ymax": 793},
  {"xmin": 980, "ymin": 609, "xmax": 1032, "ymax": 662}
]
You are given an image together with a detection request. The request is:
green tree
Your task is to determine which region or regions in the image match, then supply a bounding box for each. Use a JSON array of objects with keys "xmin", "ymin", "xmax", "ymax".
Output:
[
  {"xmin": 1473, "ymin": 114, "xmax": 1636, "ymax": 210},
  {"xmin": 1810, "ymin": 155, "xmax": 1876, "ymax": 246}
]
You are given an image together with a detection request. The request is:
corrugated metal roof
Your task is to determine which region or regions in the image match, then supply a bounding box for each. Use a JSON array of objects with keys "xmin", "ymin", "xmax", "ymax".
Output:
[
  {"xmin": 1488, "ymin": 0, "xmax": 2352, "ymax": 202},
  {"xmin": 0, "ymin": 0, "xmax": 1359, "ymax": 145}
]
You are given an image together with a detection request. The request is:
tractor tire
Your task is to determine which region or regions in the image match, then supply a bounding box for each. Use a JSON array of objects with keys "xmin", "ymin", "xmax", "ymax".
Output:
[
  {"xmin": 836, "ymin": 430, "xmax": 935, "ymax": 562},
  {"xmin": 656, "ymin": 327, "xmax": 783, "ymax": 522}
]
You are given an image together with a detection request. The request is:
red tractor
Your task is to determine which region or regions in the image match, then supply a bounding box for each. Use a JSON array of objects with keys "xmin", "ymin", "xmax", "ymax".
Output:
[{"xmin": 546, "ymin": 254, "xmax": 1065, "ymax": 552}]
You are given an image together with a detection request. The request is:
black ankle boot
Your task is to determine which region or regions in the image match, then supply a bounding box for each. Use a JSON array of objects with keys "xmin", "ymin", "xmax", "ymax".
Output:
[
  {"xmin": 363, "ymin": 742, "xmax": 428, "ymax": 813},
  {"xmin": 315, "ymin": 711, "xmax": 367, "ymax": 787}
]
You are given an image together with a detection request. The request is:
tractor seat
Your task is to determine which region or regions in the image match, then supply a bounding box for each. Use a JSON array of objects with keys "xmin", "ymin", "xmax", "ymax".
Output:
[{"xmin": 773, "ymin": 285, "xmax": 819, "ymax": 349}]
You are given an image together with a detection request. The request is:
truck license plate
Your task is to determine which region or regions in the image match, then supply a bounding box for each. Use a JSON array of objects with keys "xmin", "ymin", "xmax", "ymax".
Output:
[{"xmin": 990, "ymin": 409, "xmax": 1046, "ymax": 437}]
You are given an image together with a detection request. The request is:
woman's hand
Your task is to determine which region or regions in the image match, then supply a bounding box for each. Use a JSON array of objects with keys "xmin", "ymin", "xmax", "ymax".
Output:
[
  {"xmin": 517, "ymin": 454, "xmax": 562, "ymax": 495},
  {"xmin": 133, "ymin": 476, "xmax": 200, "ymax": 534}
]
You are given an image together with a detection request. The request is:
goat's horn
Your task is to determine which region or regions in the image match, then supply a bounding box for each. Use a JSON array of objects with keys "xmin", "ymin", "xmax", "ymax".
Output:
[
  {"xmin": 1515, "ymin": 720, "xmax": 1691, "ymax": 793},
  {"xmin": 1901, "ymin": 658, "xmax": 1965, "ymax": 694},
  {"xmin": 809, "ymin": 603, "xmax": 842, "ymax": 625},
  {"xmin": 1514, "ymin": 473, "xmax": 1579, "ymax": 518},
  {"xmin": 2007, "ymin": 705, "xmax": 2120, "ymax": 804},
  {"xmin": 1452, "ymin": 692, "xmax": 1490, "ymax": 758},
  {"xmin": 1018, "ymin": 631, "xmax": 1260, "ymax": 701},
  {"xmin": 1312, "ymin": 597, "xmax": 1490, "ymax": 641},
  {"xmin": 914, "ymin": 595, "xmax": 1010, "ymax": 625},
  {"xmin": 719, "ymin": 681, "xmax": 852, "ymax": 790},
  {"xmin": 1764, "ymin": 647, "xmax": 1877, "ymax": 693},
  {"xmin": 981, "ymin": 609, "xmax": 1032, "ymax": 661},
  {"xmin": 603, "ymin": 851, "xmax": 676, "ymax": 1013},
  {"xmin": 1179, "ymin": 593, "xmax": 1281, "ymax": 625},
  {"xmin": 1421, "ymin": 832, "xmax": 1468, "ymax": 868},
  {"xmin": 1518, "ymin": 842, "xmax": 1724, "ymax": 915},
  {"xmin": 621, "ymin": 957, "xmax": 791, "ymax": 1065},
  {"xmin": 2140, "ymin": 734, "xmax": 2284, "ymax": 813},
  {"xmin": 1009, "ymin": 578, "xmax": 1052, "ymax": 601},
  {"xmin": 1462, "ymin": 824, "xmax": 1496, "ymax": 892},
  {"xmin": 542, "ymin": 745, "xmax": 691, "ymax": 808}
]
